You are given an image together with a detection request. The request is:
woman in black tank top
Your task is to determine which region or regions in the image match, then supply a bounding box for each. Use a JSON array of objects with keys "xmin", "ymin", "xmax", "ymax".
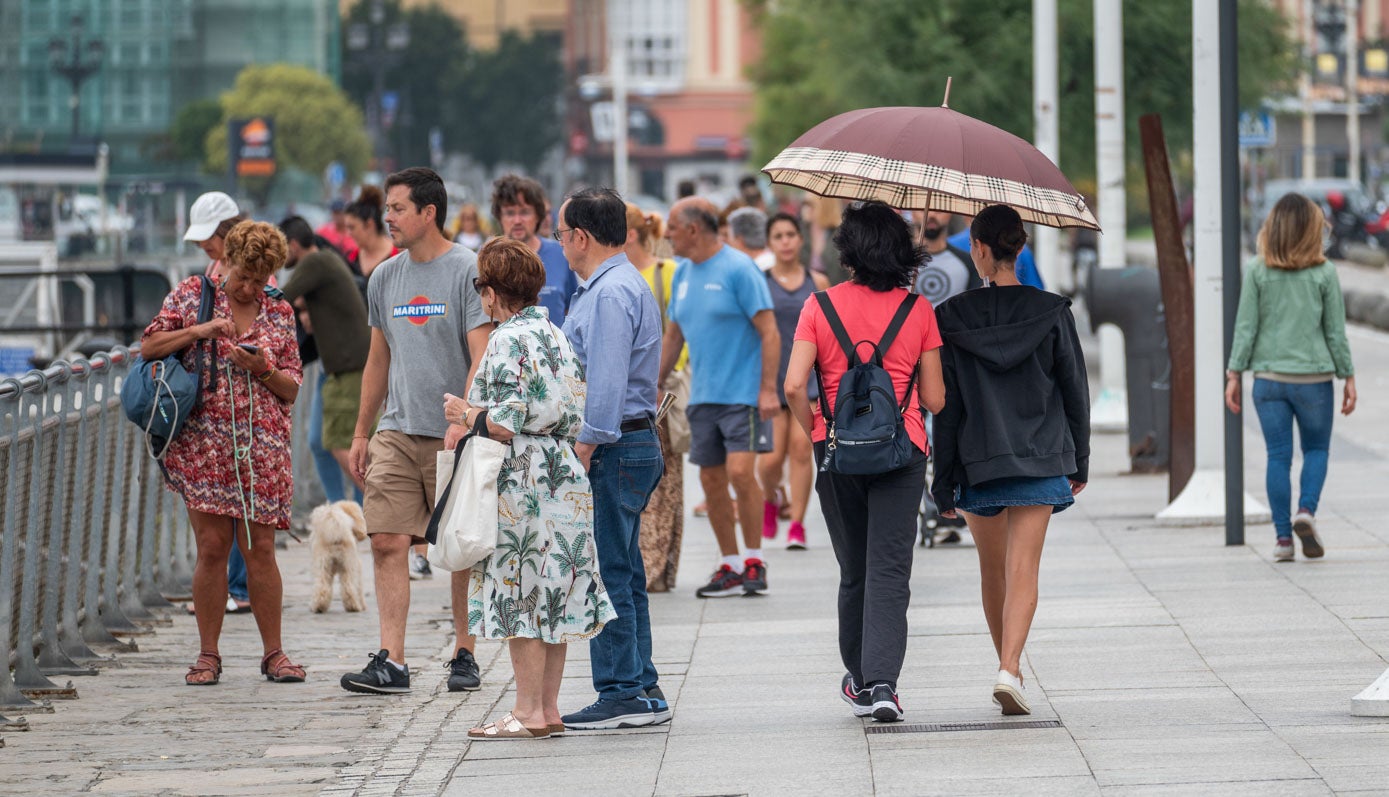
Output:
[{"xmin": 760, "ymin": 213, "xmax": 829, "ymax": 550}]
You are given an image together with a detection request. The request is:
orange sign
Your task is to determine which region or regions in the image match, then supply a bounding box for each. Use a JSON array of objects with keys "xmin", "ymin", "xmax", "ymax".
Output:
[{"xmin": 229, "ymin": 117, "xmax": 276, "ymax": 178}]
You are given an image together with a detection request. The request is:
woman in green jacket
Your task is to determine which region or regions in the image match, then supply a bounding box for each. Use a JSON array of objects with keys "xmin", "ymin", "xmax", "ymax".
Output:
[{"xmin": 1226, "ymin": 193, "xmax": 1357, "ymax": 562}]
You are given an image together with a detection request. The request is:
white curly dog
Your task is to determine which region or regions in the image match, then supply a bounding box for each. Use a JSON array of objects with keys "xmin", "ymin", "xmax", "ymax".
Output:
[{"xmin": 308, "ymin": 500, "xmax": 368, "ymax": 613}]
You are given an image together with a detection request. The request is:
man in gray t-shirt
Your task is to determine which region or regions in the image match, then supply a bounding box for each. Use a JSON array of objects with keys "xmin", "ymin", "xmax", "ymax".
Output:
[
  {"xmin": 912, "ymin": 210, "xmax": 980, "ymax": 306},
  {"xmin": 343, "ymin": 168, "xmax": 492, "ymax": 697}
]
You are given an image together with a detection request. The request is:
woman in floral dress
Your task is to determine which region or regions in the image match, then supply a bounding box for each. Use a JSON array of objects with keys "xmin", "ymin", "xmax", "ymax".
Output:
[
  {"xmin": 140, "ymin": 221, "xmax": 306, "ymax": 686},
  {"xmin": 444, "ymin": 238, "xmax": 614, "ymax": 740}
]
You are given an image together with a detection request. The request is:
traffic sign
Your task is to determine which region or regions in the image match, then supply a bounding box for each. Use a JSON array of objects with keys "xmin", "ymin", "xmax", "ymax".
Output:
[{"xmin": 1238, "ymin": 111, "xmax": 1275, "ymax": 149}]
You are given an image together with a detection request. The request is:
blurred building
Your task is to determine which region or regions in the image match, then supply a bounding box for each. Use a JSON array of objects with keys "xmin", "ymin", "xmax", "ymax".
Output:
[
  {"xmin": 565, "ymin": 0, "xmax": 759, "ymax": 204},
  {"xmin": 1264, "ymin": 0, "xmax": 1389, "ymax": 181},
  {"xmin": 0, "ymin": 0, "xmax": 341, "ymax": 177},
  {"xmin": 383, "ymin": 0, "xmax": 566, "ymax": 49}
]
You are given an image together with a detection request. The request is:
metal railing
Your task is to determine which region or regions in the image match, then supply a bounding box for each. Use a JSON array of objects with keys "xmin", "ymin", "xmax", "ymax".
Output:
[{"xmin": 0, "ymin": 345, "xmax": 194, "ymax": 732}]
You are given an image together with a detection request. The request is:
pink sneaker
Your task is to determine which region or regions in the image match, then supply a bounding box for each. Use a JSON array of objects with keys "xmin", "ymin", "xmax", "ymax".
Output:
[
  {"xmin": 762, "ymin": 501, "xmax": 779, "ymax": 540},
  {"xmin": 786, "ymin": 521, "xmax": 807, "ymax": 550}
]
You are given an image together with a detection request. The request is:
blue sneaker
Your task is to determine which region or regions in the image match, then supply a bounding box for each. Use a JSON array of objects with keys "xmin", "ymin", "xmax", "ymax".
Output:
[
  {"xmin": 562, "ymin": 697, "xmax": 656, "ymax": 730},
  {"xmin": 643, "ymin": 686, "xmax": 672, "ymax": 725}
]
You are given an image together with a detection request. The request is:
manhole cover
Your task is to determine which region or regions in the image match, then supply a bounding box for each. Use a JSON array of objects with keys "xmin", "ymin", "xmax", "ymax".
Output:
[{"xmin": 865, "ymin": 719, "xmax": 1062, "ymax": 734}]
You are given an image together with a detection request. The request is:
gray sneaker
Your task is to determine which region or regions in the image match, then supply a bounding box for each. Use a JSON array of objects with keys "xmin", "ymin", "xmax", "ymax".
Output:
[
  {"xmin": 409, "ymin": 551, "xmax": 433, "ymax": 580},
  {"xmin": 1273, "ymin": 538, "xmax": 1295, "ymax": 562},
  {"xmin": 1292, "ymin": 512, "xmax": 1324, "ymax": 558}
]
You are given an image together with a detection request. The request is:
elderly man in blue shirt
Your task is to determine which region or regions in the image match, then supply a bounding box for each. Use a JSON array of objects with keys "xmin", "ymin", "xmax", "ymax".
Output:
[{"xmin": 557, "ymin": 187, "xmax": 670, "ymax": 730}]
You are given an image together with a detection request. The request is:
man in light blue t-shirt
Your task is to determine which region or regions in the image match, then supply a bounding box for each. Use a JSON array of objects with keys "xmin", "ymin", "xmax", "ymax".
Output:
[
  {"xmin": 491, "ymin": 174, "xmax": 579, "ymax": 324},
  {"xmin": 659, "ymin": 197, "xmax": 781, "ymax": 599}
]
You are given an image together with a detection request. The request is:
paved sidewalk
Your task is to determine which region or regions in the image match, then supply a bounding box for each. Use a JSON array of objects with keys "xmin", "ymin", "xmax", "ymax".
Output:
[{"xmin": 5, "ymin": 333, "xmax": 1389, "ymax": 795}]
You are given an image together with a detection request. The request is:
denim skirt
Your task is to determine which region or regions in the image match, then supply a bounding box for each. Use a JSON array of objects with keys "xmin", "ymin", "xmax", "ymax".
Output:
[{"xmin": 955, "ymin": 474, "xmax": 1074, "ymax": 517}]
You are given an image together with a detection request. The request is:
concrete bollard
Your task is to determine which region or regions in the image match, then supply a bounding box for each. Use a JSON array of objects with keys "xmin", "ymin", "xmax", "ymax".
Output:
[{"xmin": 1352, "ymin": 668, "xmax": 1389, "ymax": 716}]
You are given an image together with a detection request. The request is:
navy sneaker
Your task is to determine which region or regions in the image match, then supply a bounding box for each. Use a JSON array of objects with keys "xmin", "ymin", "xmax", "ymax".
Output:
[
  {"xmin": 742, "ymin": 558, "xmax": 769, "ymax": 595},
  {"xmin": 869, "ymin": 683, "xmax": 903, "ymax": 722},
  {"xmin": 695, "ymin": 565, "xmax": 744, "ymax": 598},
  {"xmin": 562, "ymin": 697, "xmax": 657, "ymax": 730},
  {"xmin": 643, "ymin": 685, "xmax": 673, "ymax": 725},
  {"xmin": 340, "ymin": 649, "xmax": 410, "ymax": 694},
  {"xmin": 841, "ymin": 674, "xmax": 874, "ymax": 717},
  {"xmin": 445, "ymin": 647, "xmax": 481, "ymax": 692}
]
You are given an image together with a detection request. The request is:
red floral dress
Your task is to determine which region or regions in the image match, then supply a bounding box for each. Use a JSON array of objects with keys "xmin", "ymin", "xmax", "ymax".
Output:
[{"xmin": 143, "ymin": 276, "xmax": 301, "ymax": 529}]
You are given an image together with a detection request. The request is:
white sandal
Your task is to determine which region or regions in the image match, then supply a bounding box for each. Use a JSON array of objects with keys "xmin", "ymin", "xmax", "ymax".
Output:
[{"xmin": 467, "ymin": 712, "xmax": 551, "ymax": 740}]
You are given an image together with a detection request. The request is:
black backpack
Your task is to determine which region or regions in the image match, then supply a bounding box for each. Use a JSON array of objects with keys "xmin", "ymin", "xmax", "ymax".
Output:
[{"xmin": 813, "ymin": 291, "xmax": 919, "ymax": 475}]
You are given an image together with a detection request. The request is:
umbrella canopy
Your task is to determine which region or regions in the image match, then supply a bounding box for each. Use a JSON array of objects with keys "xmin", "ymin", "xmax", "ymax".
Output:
[{"xmin": 762, "ymin": 106, "xmax": 1100, "ymax": 231}]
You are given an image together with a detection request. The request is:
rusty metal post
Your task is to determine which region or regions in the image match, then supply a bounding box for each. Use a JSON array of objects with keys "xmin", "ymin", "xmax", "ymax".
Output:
[{"xmin": 1140, "ymin": 114, "xmax": 1196, "ymax": 501}]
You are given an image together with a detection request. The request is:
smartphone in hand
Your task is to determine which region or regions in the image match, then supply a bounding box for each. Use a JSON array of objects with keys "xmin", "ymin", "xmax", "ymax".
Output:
[{"xmin": 238, "ymin": 343, "xmax": 260, "ymax": 354}]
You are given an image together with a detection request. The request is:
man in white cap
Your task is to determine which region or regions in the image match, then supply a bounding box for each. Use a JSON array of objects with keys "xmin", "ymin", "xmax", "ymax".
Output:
[{"xmin": 184, "ymin": 191, "xmax": 246, "ymax": 281}]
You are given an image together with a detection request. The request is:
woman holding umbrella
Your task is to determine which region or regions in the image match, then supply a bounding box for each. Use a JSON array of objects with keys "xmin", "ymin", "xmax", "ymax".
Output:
[{"xmin": 930, "ymin": 205, "xmax": 1090, "ymax": 716}]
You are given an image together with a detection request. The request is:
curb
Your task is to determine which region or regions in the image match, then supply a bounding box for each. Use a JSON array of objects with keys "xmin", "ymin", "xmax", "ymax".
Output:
[{"xmin": 1343, "ymin": 286, "xmax": 1389, "ymax": 331}]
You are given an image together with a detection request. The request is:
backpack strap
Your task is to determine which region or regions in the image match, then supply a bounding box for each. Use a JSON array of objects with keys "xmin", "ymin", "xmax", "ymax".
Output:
[
  {"xmin": 878, "ymin": 293, "xmax": 920, "ymax": 413},
  {"xmin": 814, "ymin": 291, "xmax": 859, "ymax": 366}
]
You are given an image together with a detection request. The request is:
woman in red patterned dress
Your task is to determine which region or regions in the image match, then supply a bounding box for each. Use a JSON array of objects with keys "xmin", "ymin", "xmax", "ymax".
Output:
[{"xmin": 141, "ymin": 221, "xmax": 306, "ymax": 685}]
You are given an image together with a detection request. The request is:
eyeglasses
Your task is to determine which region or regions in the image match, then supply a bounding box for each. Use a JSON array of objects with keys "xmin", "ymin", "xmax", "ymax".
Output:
[
  {"xmin": 472, "ymin": 277, "xmax": 488, "ymax": 292},
  {"xmin": 552, "ymin": 227, "xmax": 575, "ymax": 242}
]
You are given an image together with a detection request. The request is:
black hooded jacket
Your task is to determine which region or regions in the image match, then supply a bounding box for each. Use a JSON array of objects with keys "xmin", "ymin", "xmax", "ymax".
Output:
[{"xmin": 930, "ymin": 285, "xmax": 1090, "ymax": 513}]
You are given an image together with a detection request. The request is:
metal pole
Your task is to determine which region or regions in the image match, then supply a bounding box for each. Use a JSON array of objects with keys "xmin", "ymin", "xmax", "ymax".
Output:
[
  {"xmin": 610, "ymin": 1, "xmax": 629, "ymax": 196},
  {"xmin": 1093, "ymin": 0, "xmax": 1128, "ymax": 432},
  {"xmin": 1221, "ymin": 0, "xmax": 1244, "ymax": 546},
  {"xmin": 1034, "ymin": 0, "xmax": 1063, "ymax": 292},
  {"xmin": 1348, "ymin": 0, "xmax": 1361, "ymax": 184},
  {"xmin": 1302, "ymin": 0, "xmax": 1317, "ymax": 179}
]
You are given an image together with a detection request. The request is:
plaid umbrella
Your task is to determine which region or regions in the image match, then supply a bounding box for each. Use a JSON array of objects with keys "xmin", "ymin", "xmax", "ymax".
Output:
[{"xmin": 762, "ymin": 105, "xmax": 1100, "ymax": 231}]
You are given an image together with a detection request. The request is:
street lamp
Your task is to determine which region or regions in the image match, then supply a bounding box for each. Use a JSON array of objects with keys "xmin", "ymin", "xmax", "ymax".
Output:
[
  {"xmin": 346, "ymin": 0, "xmax": 410, "ymax": 169},
  {"xmin": 48, "ymin": 14, "xmax": 104, "ymax": 142}
]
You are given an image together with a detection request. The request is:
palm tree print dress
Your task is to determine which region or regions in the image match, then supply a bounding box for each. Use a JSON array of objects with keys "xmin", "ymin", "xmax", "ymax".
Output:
[{"xmin": 466, "ymin": 305, "xmax": 616, "ymax": 643}]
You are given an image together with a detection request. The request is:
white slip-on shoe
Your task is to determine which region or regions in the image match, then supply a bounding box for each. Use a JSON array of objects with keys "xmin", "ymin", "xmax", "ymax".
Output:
[
  {"xmin": 1292, "ymin": 512, "xmax": 1324, "ymax": 559},
  {"xmin": 992, "ymin": 670, "xmax": 1030, "ymax": 716}
]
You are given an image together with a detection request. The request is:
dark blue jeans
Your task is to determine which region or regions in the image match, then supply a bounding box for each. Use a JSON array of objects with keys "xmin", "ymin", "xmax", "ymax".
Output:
[
  {"xmin": 227, "ymin": 544, "xmax": 249, "ymax": 602},
  {"xmin": 1252, "ymin": 378, "xmax": 1334, "ymax": 539},
  {"xmin": 587, "ymin": 429, "xmax": 663, "ymax": 700}
]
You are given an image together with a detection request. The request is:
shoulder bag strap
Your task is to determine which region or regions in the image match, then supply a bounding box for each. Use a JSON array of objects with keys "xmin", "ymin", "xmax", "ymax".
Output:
[{"xmin": 196, "ymin": 275, "xmax": 218, "ymax": 396}]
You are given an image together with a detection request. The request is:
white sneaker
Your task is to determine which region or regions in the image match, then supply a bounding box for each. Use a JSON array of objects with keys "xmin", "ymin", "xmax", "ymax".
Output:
[
  {"xmin": 992, "ymin": 670, "xmax": 1030, "ymax": 715},
  {"xmin": 408, "ymin": 551, "xmax": 433, "ymax": 580},
  {"xmin": 1273, "ymin": 538, "xmax": 1295, "ymax": 562},
  {"xmin": 1292, "ymin": 512, "xmax": 1324, "ymax": 559}
]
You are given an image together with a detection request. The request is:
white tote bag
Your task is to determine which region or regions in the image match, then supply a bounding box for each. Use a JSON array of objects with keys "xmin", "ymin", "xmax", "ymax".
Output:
[{"xmin": 425, "ymin": 423, "xmax": 507, "ymax": 572}]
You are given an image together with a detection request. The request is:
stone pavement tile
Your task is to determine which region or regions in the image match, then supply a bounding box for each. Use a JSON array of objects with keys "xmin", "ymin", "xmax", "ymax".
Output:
[
  {"xmin": 868, "ymin": 729, "xmax": 1092, "ymax": 783},
  {"xmin": 458, "ymin": 730, "xmax": 671, "ymax": 761},
  {"xmin": 444, "ymin": 759, "xmax": 661, "ymax": 797},
  {"xmin": 1237, "ymin": 684, "xmax": 1389, "ymax": 727},
  {"xmin": 877, "ymin": 774, "xmax": 1102, "ymax": 797},
  {"xmin": 654, "ymin": 729, "xmax": 870, "ymax": 796},
  {"xmin": 1273, "ymin": 723, "xmax": 1389, "ymax": 769},
  {"xmin": 1315, "ymin": 763, "xmax": 1389, "ymax": 793},
  {"xmin": 1096, "ymin": 779, "xmax": 1332, "ymax": 796},
  {"xmin": 1073, "ymin": 725, "xmax": 1319, "ymax": 787},
  {"xmin": 1047, "ymin": 686, "xmax": 1260, "ymax": 729}
]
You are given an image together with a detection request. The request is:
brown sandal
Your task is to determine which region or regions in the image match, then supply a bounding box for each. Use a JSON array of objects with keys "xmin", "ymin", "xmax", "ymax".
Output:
[
  {"xmin": 260, "ymin": 648, "xmax": 306, "ymax": 683},
  {"xmin": 185, "ymin": 651, "xmax": 222, "ymax": 686}
]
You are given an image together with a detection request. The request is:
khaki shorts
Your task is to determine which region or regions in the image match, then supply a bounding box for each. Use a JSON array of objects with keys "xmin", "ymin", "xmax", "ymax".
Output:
[
  {"xmin": 320, "ymin": 369, "xmax": 365, "ymax": 451},
  {"xmin": 363, "ymin": 430, "xmax": 444, "ymax": 543}
]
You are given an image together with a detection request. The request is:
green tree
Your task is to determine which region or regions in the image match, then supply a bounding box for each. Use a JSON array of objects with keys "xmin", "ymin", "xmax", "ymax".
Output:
[
  {"xmin": 205, "ymin": 64, "xmax": 370, "ymax": 204},
  {"xmin": 341, "ymin": 0, "xmax": 470, "ymax": 169},
  {"xmin": 455, "ymin": 30, "xmax": 564, "ymax": 170},
  {"xmin": 170, "ymin": 99, "xmax": 223, "ymax": 164},
  {"xmin": 746, "ymin": 0, "xmax": 1296, "ymax": 218}
]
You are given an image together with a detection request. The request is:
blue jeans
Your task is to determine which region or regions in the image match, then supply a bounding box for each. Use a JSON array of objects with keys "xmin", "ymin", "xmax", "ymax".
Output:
[
  {"xmin": 587, "ymin": 429, "xmax": 663, "ymax": 700},
  {"xmin": 309, "ymin": 371, "xmax": 361, "ymax": 504},
  {"xmin": 1252, "ymin": 378, "xmax": 1334, "ymax": 539},
  {"xmin": 227, "ymin": 544, "xmax": 249, "ymax": 602}
]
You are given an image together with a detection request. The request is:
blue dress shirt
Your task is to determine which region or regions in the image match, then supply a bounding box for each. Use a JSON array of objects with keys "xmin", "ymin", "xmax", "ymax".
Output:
[{"xmin": 562, "ymin": 252, "xmax": 662, "ymax": 445}]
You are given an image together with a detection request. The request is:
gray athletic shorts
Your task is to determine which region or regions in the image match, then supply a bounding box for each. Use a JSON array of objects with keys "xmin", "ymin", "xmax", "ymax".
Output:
[{"xmin": 686, "ymin": 403, "xmax": 773, "ymax": 467}]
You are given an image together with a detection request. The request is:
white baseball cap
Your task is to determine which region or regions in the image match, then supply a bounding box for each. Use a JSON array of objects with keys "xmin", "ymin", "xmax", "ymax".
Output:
[{"xmin": 183, "ymin": 192, "xmax": 241, "ymax": 242}]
